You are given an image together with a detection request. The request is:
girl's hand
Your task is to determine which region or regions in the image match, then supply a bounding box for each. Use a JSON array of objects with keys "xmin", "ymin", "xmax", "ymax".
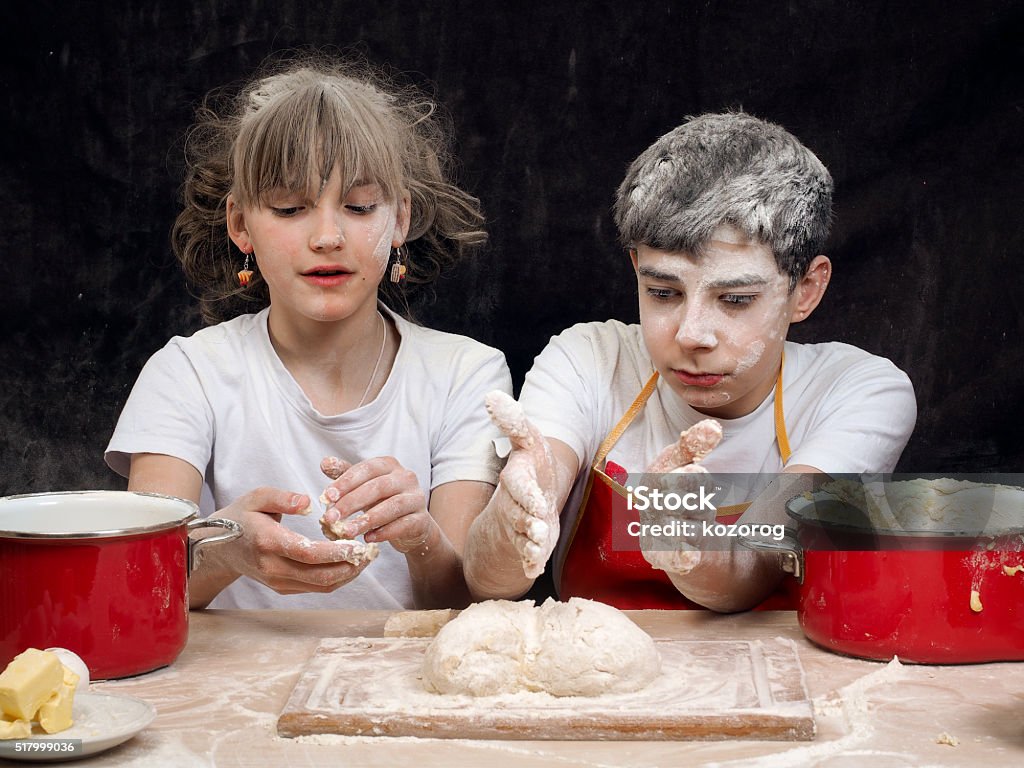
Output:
[
  {"xmin": 640, "ymin": 419, "xmax": 723, "ymax": 575},
  {"xmin": 484, "ymin": 391, "xmax": 562, "ymax": 579},
  {"xmin": 319, "ymin": 456, "xmax": 436, "ymax": 554},
  {"xmin": 203, "ymin": 487, "xmax": 371, "ymax": 594}
]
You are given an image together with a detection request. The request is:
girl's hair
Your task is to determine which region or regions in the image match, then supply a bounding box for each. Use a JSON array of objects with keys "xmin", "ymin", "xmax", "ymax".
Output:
[
  {"xmin": 614, "ymin": 111, "xmax": 833, "ymax": 290},
  {"xmin": 172, "ymin": 54, "xmax": 486, "ymax": 324}
]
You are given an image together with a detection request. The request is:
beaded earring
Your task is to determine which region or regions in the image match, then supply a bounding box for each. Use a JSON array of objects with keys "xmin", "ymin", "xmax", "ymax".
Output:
[
  {"xmin": 389, "ymin": 246, "xmax": 407, "ymax": 283},
  {"xmin": 237, "ymin": 251, "xmax": 255, "ymax": 287}
]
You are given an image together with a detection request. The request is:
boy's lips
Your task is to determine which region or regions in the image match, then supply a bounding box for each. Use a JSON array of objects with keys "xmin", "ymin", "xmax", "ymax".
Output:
[{"xmin": 672, "ymin": 370, "xmax": 725, "ymax": 387}]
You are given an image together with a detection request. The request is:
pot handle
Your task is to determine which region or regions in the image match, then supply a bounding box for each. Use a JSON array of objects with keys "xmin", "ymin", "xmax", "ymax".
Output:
[
  {"xmin": 186, "ymin": 518, "xmax": 243, "ymax": 574},
  {"xmin": 739, "ymin": 532, "xmax": 805, "ymax": 583}
]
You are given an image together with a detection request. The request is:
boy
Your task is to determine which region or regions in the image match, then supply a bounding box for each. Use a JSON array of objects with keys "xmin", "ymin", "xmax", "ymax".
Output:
[{"xmin": 464, "ymin": 112, "xmax": 916, "ymax": 612}]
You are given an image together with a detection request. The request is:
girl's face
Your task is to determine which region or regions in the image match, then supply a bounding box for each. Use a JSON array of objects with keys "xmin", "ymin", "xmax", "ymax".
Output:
[
  {"xmin": 226, "ymin": 165, "xmax": 410, "ymax": 327},
  {"xmin": 633, "ymin": 225, "xmax": 815, "ymax": 420}
]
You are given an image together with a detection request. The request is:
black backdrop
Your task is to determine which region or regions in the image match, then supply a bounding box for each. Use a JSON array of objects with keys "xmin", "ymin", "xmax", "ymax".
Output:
[{"xmin": 1, "ymin": 1, "xmax": 1022, "ymax": 495}]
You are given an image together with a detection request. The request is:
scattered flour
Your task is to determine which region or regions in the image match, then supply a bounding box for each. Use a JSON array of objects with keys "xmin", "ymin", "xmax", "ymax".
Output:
[{"xmin": 704, "ymin": 657, "xmax": 909, "ymax": 768}]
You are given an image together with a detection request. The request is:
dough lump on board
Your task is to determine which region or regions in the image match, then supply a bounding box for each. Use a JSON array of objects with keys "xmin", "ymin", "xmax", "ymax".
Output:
[
  {"xmin": 384, "ymin": 609, "xmax": 454, "ymax": 638},
  {"xmin": 422, "ymin": 598, "xmax": 661, "ymax": 697}
]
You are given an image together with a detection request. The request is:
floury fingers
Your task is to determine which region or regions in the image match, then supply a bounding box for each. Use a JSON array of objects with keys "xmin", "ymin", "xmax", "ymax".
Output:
[
  {"xmin": 316, "ymin": 518, "xmax": 381, "ymax": 566},
  {"xmin": 485, "ymin": 390, "xmax": 534, "ymax": 448},
  {"xmin": 484, "ymin": 390, "xmax": 561, "ymax": 579},
  {"xmin": 645, "ymin": 419, "xmax": 723, "ymax": 473}
]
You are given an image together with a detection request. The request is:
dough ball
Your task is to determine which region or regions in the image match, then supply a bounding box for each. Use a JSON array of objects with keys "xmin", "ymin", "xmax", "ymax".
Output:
[
  {"xmin": 421, "ymin": 597, "xmax": 661, "ymax": 697},
  {"xmin": 530, "ymin": 598, "xmax": 661, "ymax": 696},
  {"xmin": 421, "ymin": 600, "xmax": 535, "ymax": 696}
]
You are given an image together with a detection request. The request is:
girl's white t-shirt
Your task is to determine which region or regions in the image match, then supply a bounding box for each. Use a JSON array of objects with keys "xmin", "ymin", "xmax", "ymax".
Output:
[
  {"xmin": 105, "ymin": 304, "xmax": 512, "ymax": 609},
  {"xmin": 517, "ymin": 320, "xmax": 918, "ymax": 573}
]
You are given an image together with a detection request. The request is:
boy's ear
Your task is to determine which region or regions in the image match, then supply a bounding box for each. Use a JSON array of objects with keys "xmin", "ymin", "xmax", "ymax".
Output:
[
  {"xmin": 225, "ymin": 195, "xmax": 252, "ymax": 252},
  {"xmin": 790, "ymin": 255, "xmax": 832, "ymax": 323}
]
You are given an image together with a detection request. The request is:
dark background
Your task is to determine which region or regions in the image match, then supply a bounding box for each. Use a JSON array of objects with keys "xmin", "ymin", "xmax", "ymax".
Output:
[{"xmin": 1, "ymin": 1, "xmax": 1022, "ymax": 496}]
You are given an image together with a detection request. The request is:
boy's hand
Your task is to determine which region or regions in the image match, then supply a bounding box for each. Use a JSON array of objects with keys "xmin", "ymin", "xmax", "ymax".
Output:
[
  {"xmin": 645, "ymin": 419, "xmax": 723, "ymax": 472},
  {"xmin": 640, "ymin": 419, "xmax": 722, "ymax": 575},
  {"xmin": 485, "ymin": 391, "xmax": 561, "ymax": 578}
]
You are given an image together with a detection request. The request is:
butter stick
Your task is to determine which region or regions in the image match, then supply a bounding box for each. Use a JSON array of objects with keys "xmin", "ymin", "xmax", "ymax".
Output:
[
  {"xmin": 37, "ymin": 666, "xmax": 79, "ymax": 734},
  {"xmin": 0, "ymin": 715, "xmax": 32, "ymax": 740},
  {"xmin": 0, "ymin": 649, "xmax": 65, "ymax": 721}
]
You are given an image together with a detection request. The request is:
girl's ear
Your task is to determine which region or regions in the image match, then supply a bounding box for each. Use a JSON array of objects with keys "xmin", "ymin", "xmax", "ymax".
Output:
[
  {"xmin": 225, "ymin": 195, "xmax": 252, "ymax": 252},
  {"xmin": 392, "ymin": 190, "xmax": 412, "ymax": 247},
  {"xmin": 790, "ymin": 255, "xmax": 831, "ymax": 323}
]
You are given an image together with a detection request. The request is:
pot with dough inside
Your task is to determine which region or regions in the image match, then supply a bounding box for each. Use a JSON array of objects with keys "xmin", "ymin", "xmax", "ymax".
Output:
[{"xmin": 742, "ymin": 476, "xmax": 1024, "ymax": 664}]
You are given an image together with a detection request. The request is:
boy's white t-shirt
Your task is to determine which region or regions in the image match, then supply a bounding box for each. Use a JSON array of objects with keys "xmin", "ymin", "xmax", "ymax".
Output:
[
  {"xmin": 105, "ymin": 304, "xmax": 512, "ymax": 609},
  {"xmin": 517, "ymin": 320, "xmax": 918, "ymax": 572}
]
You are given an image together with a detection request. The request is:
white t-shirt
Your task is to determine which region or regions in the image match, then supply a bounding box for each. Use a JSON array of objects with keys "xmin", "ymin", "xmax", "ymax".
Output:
[
  {"xmin": 106, "ymin": 304, "xmax": 512, "ymax": 609},
  {"xmin": 518, "ymin": 320, "xmax": 918, "ymax": 572}
]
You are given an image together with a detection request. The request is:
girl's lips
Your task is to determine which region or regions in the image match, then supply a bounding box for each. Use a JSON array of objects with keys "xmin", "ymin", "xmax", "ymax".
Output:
[
  {"xmin": 672, "ymin": 370, "xmax": 725, "ymax": 387},
  {"xmin": 301, "ymin": 267, "xmax": 353, "ymax": 288},
  {"xmin": 303, "ymin": 273, "xmax": 353, "ymax": 287}
]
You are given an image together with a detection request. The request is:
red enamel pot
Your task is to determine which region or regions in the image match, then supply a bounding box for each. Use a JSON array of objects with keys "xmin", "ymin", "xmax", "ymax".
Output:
[
  {"xmin": 0, "ymin": 490, "xmax": 241, "ymax": 679},
  {"xmin": 745, "ymin": 485, "xmax": 1024, "ymax": 664}
]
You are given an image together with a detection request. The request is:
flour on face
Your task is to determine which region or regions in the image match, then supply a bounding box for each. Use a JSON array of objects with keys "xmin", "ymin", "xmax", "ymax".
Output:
[{"xmin": 635, "ymin": 224, "xmax": 797, "ymax": 419}]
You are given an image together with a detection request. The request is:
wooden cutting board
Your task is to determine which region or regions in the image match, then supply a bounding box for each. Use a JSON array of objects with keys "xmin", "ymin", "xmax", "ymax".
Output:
[{"xmin": 277, "ymin": 636, "xmax": 815, "ymax": 741}]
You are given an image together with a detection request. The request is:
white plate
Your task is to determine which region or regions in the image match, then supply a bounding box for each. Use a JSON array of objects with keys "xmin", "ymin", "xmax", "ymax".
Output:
[{"xmin": 0, "ymin": 691, "xmax": 156, "ymax": 762}]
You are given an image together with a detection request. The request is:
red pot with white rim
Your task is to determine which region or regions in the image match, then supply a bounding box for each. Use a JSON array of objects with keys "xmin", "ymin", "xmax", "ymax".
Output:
[
  {"xmin": 0, "ymin": 490, "xmax": 241, "ymax": 679},
  {"xmin": 744, "ymin": 478, "xmax": 1024, "ymax": 664}
]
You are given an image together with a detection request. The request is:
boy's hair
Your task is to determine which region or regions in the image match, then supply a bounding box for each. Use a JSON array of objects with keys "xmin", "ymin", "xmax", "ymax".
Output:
[
  {"xmin": 173, "ymin": 54, "xmax": 486, "ymax": 324},
  {"xmin": 613, "ymin": 112, "xmax": 833, "ymax": 288}
]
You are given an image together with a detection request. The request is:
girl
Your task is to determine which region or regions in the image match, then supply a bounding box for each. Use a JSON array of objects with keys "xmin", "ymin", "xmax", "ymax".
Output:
[{"xmin": 106, "ymin": 56, "xmax": 511, "ymax": 610}]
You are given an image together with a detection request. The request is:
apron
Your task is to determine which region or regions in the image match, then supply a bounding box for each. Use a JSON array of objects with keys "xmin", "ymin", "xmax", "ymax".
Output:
[{"xmin": 557, "ymin": 362, "xmax": 799, "ymax": 610}]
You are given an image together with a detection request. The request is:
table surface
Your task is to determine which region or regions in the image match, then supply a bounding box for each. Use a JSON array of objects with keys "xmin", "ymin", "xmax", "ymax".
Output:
[{"xmin": 69, "ymin": 610, "xmax": 1024, "ymax": 766}]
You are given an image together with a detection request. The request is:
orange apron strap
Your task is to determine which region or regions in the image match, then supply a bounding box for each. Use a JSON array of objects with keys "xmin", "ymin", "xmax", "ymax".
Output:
[
  {"xmin": 557, "ymin": 372, "xmax": 659, "ymax": 587},
  {"xmin": 774, "ymin": 351, "xmax": 792, "ymax": 465},
  {"xmin": 593, "ymin": 372, "xmax": 660, "ymax": 467}
]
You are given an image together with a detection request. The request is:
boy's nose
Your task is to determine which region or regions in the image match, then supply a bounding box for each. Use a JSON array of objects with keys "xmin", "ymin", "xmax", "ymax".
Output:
[{"xmin": 675, "ymin": 306, "xmax": 717, "ymax": 350}]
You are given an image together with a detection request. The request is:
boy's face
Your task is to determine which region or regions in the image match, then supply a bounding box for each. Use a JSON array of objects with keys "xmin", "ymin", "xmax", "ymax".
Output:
[{"xmin": 632, "ymin": 225, "xmax": 808, "ymax": 420}]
